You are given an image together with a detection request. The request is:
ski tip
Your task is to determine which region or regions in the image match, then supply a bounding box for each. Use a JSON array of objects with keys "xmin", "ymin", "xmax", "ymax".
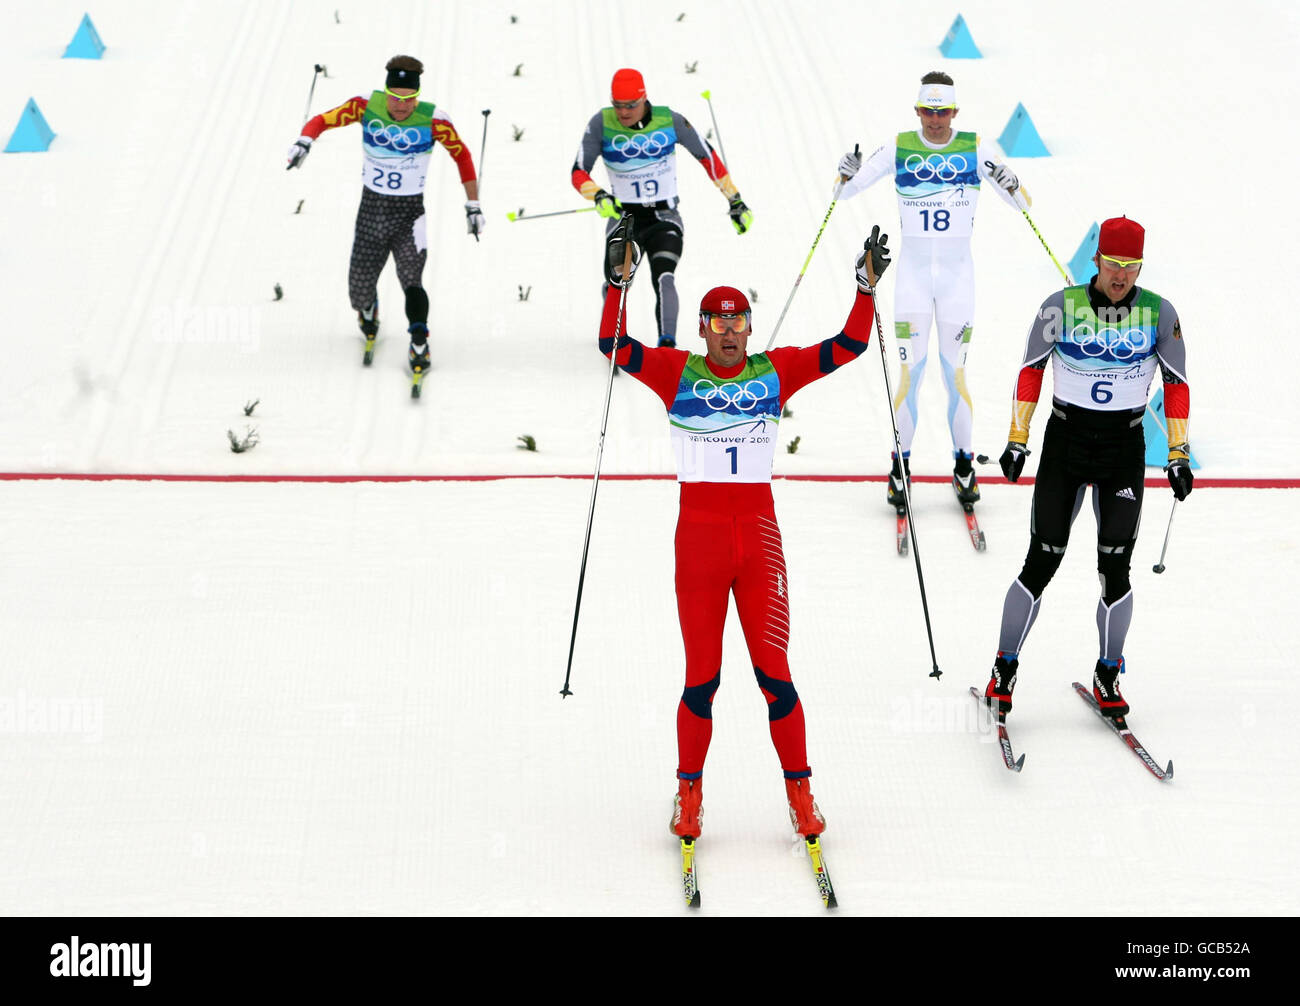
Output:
[
  {"xmin": 1012, "ymin": 753, "xmax": 1026, "ymax": 772},
  {"xmin": 1163, "ymin": 761, "xmax": 1174, "ymax": 781}
]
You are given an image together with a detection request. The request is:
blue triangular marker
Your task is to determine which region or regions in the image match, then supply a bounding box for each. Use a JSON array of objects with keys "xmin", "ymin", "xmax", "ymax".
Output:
[
  {"xmin": 4, "ymin": 98, "xmax": 56, "ymax": 153},
  {"xmin": 997, "ymin": 102, "xmax": 1050, "ymax": 157},
  {"xmin": 63, "ymin": 13, "xmax": 106, "ymax": 59},
  {"xmin": 1143, "ymin": 388, "xmax": 1200, "ymax": 469},
  {"xmin": 1068, "ymin": 222, "xmax": 1099, "ymax": 285},
  {"xmin": 939, "ymin": 14, "xmax": 982, "ymax": 58}
]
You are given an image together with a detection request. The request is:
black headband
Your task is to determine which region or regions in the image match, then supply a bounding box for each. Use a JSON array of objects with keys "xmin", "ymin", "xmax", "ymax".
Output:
[{"xmin": 385, "ymin": 67, "xmax": 420, "ymax": 91}]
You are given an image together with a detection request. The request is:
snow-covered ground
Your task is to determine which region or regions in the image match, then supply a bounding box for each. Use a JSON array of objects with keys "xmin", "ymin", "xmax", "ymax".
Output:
[{"xmin": 1, "ymin": 0, "xmax": 1296, "ymax": 917}]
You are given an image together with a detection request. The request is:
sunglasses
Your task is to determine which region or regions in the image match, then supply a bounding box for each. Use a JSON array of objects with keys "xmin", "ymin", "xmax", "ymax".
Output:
[
  {"xmin": 385, "ymin": 88, "xmax": 421, "ymax": 101},
  {"xmin": 917, "ymin": 107, "xmax": 954, "ymax": 118},
  {"xmin": 705, "ymin": 313, "xmax": 750, "ymax": 335},
  {"xmin": 612, "ymin": 99, "xmax": 642, "ymax": 110},
  {"xmin": 1099, "ymin": 254, "xmax": 1143, "ymax": 273}
]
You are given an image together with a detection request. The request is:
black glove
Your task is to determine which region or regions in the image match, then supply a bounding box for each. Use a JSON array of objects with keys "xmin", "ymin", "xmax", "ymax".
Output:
[
  {"xmin": 855, "ymin": 225, "xmax": 892, "ymax": 288},
  {"xmin": 1166, "ymin": 458, "xmax": 1193, "ymax": 500},
  {"xmin": 728, "ymin": 195, "xmax": 753, "ymax": 234},
  {"xmin": 1000, "ymin": 442, "xmax": 1030, "ymax": 481},
  {"xmin": 604, "ymin": 213, "xmax": 642, "ymax": 289}
]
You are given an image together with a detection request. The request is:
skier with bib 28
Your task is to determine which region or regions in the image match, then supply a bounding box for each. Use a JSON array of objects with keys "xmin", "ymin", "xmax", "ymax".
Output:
[{"xmin": 287, "ymin": 54, "xmax": 481, "ymax": 380}]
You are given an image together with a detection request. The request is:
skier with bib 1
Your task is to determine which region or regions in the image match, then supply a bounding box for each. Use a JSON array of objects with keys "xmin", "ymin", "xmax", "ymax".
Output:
[
  {"xmin": 287, "ymin": 54, "xmax": 482, "ymax": 383},
  {"xmin": 835, "ymin": 70, "xmax": 1029, "ymax": 510},
  {"xmin": 598, "ymin": 216, "xmax": 891, "ymax": 842}
]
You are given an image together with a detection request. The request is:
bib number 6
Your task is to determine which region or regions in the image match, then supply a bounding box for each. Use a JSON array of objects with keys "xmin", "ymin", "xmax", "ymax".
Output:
[{"xmin": 1090, "ymin": 380, "xmax": 1114, "ymax": 405}]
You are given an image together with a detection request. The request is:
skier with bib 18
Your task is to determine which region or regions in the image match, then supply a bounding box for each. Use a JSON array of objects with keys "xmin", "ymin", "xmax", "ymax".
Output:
[
  {"xmin": 286, "ymin": 55, "xmax": 482, "ymax": 389},
  {"xmin": 573, "ymin": 68, "xmax": 752, "ymax": 348},
  {"xmin": 598, "ymin": 215, "xmax": 891, "ymax": 845},
  {"xmin": 835, "ymin": 70, "xmax": 1029, "ymax": 512}
]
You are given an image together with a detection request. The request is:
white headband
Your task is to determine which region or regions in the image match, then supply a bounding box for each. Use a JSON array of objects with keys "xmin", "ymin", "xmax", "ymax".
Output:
[{"xmin": 916, "ymin": 83, "xmax": 957, "ymax": 109}]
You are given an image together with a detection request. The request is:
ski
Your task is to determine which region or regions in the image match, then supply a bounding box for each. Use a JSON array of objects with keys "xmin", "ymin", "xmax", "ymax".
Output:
[
  {"xmin": 411, "ymin": 368, "xmax": 428, "ymax": 400},
  {"xmin": 970, "ymin": 686, "xmax": 1025, "ymax": 771},
  {"xmin": 895, "ymin": 507, "xmax": 909, "ymax": 556},
  {"xmin": 680, "ymin": 838, "xmax": 701, "ymax": 908},
  {"xmin": 953, "ymin": 480, "xmax": 986, "ymax": 551},
  {"xmin": 362, "ymin": 336, "xmax": 377, "ymax": 366},
  {"xmin": 1071, "ymin": 682, "xmax": 1173, "ymax": 782},
  {"xmin": 804, "ymin": 836, "xmax": 837, "ymax": 909},
  {"xmin": 960, "ymin": 502, "xmax": 986, "ymax": 551}
]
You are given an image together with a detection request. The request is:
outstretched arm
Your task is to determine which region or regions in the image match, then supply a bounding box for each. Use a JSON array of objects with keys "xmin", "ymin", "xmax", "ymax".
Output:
[{"xmin": 598, "ymin": 284, "xmax": 687, "ymax": 410}]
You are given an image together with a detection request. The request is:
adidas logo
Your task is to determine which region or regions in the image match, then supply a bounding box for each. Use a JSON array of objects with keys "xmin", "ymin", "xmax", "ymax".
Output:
[{"xmin": 1115, "ymin": 487, "xmax": 1136, "ymax": 500}]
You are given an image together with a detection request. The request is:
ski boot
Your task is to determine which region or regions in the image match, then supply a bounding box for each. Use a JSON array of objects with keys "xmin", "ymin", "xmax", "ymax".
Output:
[
  {"xmin": 953, "ymin": 450, "xmax": 981, "ymax": 505},
  {"xmin": 984, "ymin": 653, "xmax": 1019, "ymax": 716},
  {"xmin": 887, "ymin": 453, "xmax": 911, "ymax": 509},
  {"xmin": 1092, "ymin": 657, "xmax": 1129, "ymax": 719},
  {"xmin": 359, "ymin": 299, "xmax": 379, "ymax": 365},
  {"xmin": 785, "ymin": 777, "xmax": 826, "ymax": 838},
  {"xmin": 408, "ymin": 324, "xmax": 431, "ymax": 399},
  {"xmin": 669, "ymin": 778, "xmax": 703, "ymax": 839}
]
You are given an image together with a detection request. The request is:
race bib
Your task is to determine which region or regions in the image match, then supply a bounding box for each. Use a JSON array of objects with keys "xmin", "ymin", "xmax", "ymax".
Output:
[
  {"xmin": 609, "ymin": 156, "xmax": 678, "ymax": 204},
  {"xmin": 362, "ymin": 152, "xmax": 427, "ymax": 195}
]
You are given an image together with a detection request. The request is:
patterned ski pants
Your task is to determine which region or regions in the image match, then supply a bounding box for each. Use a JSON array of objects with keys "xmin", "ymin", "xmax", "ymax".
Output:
[{"xmin": 348, "ymin": 187, "xmax": 427, "ymax": 315}]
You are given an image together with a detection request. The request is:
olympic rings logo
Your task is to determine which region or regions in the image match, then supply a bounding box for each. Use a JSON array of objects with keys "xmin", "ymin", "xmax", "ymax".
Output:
[
  {"xmin": 692, "ymin": 378, "xmax": 769, "ymax": 411},
  {"xmin": 1066, "ymin": 324, "xmax": 1152, "ymax": 360},
  {"xmin": 902, "ymin": 153, "xmax": 970, "ymax": 182},
  {"xmin": 610, "ymin": 131, "xmax": 671, "ymax": 157},
  {"xmin": 366, "ymin": 120, "xmax": 424, "ymax": 151}
]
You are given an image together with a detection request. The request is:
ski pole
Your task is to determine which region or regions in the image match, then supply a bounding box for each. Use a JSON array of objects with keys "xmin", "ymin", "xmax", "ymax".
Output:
[
  {"xmin": 1021, "ymin": 207, "xmax": 1071, "ymax": 284},
  {"xmin": 562, "ymin": 219, "xmax": 638, "ymax": 698},
  {"xmin": 765, "ymin": 144, "xmax": 858, "ymax": 352},
  {"xmin": 303, "ymin": 63, "xmax": 323, "ymax": 123},
  {"xmin": 864, "ymin": 242, "xmax": 942, "ymax": 681},
  {"xmin": 1152, "ymin": 498, "xmax": 1178, "ymax": 574},
  {"xmin": 477, "ymin": 109, "xmax": 491, "ymax": 192},
  {"xmin": 699, "ymin": 89, "xmax": 730, "ymax": 171},
  {"xmin": 471, "ymin": 109, "xmax": 491, "ymax": 244},
  {"xmin": 507, "ymin": 207, "xmax": 597, "ymax": 222}
]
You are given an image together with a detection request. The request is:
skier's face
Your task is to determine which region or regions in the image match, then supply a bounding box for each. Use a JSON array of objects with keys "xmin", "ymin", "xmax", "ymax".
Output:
[
  {"xmin": 702, "ymin": 314, "xmax": 750, "ymax": 368},
  {"xmin": 1093, "ymin": 253, "xmax": 1143, "ymax": 303},
  {"xmin": 386, "ymin": 88, "xmax": 420, "ymax": 121},
  {"xmin": 612, "ymin": 98, "xmax": 647, "ymax": 128},
  {"xmin": 915, "ymin": 105, "xmax": 956, "ymax": 144}
]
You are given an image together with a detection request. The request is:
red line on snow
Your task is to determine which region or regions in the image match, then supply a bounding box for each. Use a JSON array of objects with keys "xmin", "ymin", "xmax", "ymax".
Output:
[{"xmin": 2, "ymin": 472, "xmax": 1297, "ymax": 488}]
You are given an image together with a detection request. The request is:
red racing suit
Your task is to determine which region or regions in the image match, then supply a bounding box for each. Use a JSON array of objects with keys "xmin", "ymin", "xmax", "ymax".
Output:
[{"xmin": 599, "ymin": 285, "xmax": 876, "ymax": 781}]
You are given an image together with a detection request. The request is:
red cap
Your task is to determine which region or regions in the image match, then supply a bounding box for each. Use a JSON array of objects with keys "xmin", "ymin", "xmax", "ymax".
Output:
[
  {"xmin": 699, "ymin": 286, "xmax": 750, "ymax": 315},
  {"xmin": 1098, "ymin": 216, "xmax": 1145, "ymax": 259},
  {"xmin": 611, "ymin": 68, "xmax": 646, "ymax": 102}
]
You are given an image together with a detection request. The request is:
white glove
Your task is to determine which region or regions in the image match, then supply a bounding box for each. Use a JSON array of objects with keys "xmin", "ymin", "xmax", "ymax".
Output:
[
  {"xmin": 837, "ymin": 149, "xmax": 861, "ymax": 181},
  {"xmin": 989, "ymin": 162, "xmax": 1019, "ymax": 193},
  {"xmin": 465, "ymin": 200, "xmax": 486, "ymax": 237},
  {"xmin": 286, "ymin": 135, "xmax": 312, "ymax": 169}
]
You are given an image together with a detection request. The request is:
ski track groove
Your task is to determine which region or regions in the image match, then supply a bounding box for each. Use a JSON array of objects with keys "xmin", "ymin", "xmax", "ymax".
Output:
[{"xmin": 83, "ymin": 2, "xmax": 265, "ymax": 468}]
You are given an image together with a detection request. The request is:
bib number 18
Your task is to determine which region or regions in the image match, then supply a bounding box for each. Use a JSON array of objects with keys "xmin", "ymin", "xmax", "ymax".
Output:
[{"xmin": 918, "ymin": 209, "xmax": 950, "ymax": 231}]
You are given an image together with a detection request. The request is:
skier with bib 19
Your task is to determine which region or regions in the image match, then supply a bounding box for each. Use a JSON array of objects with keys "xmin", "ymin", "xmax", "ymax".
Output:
[
  {"xmin": 287, "ymin": 55, "xmax": 482, "ymax": 383},
  {"xmin": 835, "ymin": 70, "xmax": 1029, "ymax": 509},
  {"xmin": 573, "ymin": 68, "xmax": 752, "ymax": 348},
  {"xmin": 598, "ymin": 215, "xmax": 891, "ymax": 842}
]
